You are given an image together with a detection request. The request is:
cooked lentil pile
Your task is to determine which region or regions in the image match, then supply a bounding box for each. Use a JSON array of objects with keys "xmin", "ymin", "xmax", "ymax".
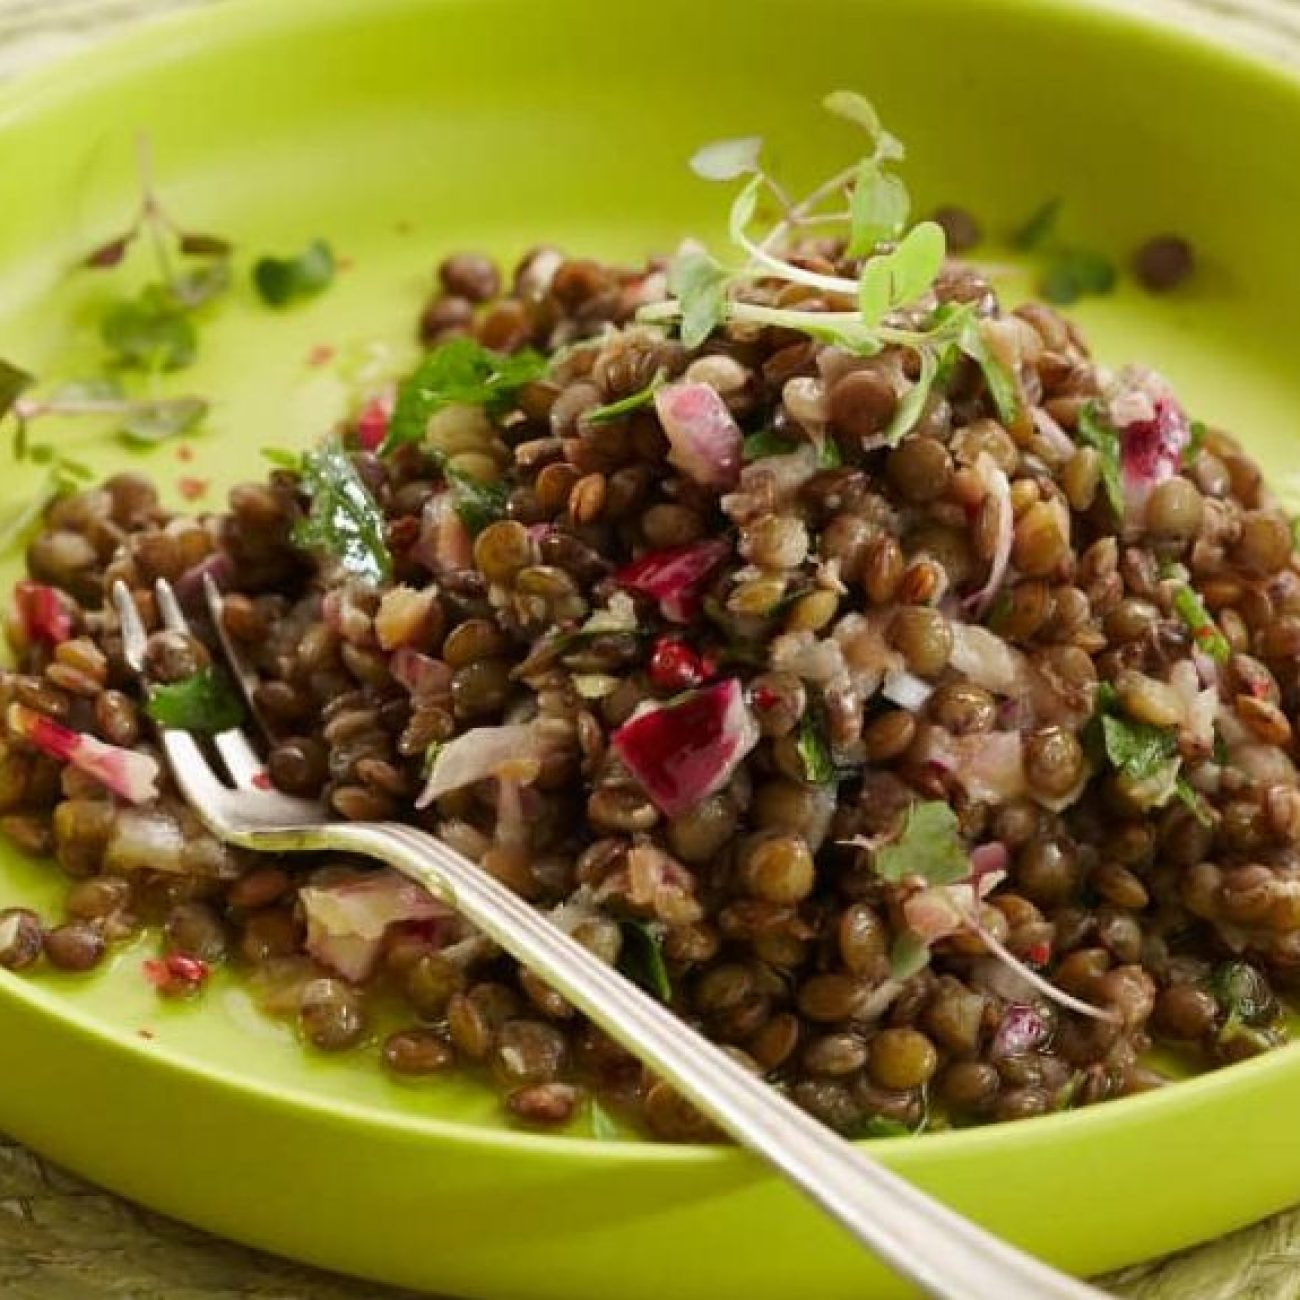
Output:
[{"xmin": 0, "ymin": 97, "xmax": 1293, "ymax": 1140}]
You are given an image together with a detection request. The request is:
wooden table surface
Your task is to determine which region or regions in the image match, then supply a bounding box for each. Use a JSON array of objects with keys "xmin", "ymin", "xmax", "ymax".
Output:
[{"xmin": 1, "ymin": 1, "xmax": 1298, "ymax": 1297}]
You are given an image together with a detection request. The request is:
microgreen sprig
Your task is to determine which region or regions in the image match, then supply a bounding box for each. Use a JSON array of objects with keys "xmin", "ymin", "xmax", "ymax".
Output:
[{"xmin": 638, "ymin": 91, "xmax": 1010, "ymax": 443}]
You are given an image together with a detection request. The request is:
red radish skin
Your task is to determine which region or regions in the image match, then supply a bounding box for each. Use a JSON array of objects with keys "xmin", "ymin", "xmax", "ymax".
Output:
[{"xmin": 355, "ymin": 394, "xmax": 392, "ymax": 451}]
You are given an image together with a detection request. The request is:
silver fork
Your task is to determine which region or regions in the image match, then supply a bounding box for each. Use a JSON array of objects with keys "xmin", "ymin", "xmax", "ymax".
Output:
[{"xmin": 114, "ymin": 576, "xmax": 1108, "ymax": 1300}]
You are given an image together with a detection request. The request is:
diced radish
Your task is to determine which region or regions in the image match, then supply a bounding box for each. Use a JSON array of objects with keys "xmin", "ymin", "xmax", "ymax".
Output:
[
  {"xmin": 1106, "ymin": 369, "xmax": 1190, "ymax": 528},
  {"xmin": 614, "ymin": 539, "xmax": 730, "ymax": 624},
  {"xmin": 13, "ymin": 581, "xmax": 74, "ymax": 646},
  {"xmin": 611, "ymin": 678, "xmax": 758, "ymax": 818},
  {"xmin": 654, "ymin": 381, "xmax": 743, "ymax": 490},
  {"xmin": 301, "ymin": 869, "xmax": 452, "ymax": 982},
  {"xmin": 7, "ymin": 703, "xmax": 160, "ymax": 804},
  {"xmin": 416, "ymin": 722, "xmax": 555, "ymax": 808}
]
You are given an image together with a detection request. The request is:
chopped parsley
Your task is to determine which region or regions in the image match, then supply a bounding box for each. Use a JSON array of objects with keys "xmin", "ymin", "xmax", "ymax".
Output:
[
  {"xmin": 875, "ymin": 800, "xmax": 969, "ymax": 886},
  {"xmin": 293, "ymin": 440, "xmax": 393, "ymax": 584},
  {"xmin": 666, "ymin": 250, "xmax": 729, "ymax": 350},
  {"xmin": 794, "ymin": 708, "xmax": 836, "ymax": 785},
  {"xmin": 582, "ymin": 374, "xmax": 664, "ymax": 425},
  {"xmin": 1076, "ymin": 401, "xmax": 1124, "ymax": 517},
  {"xmin": 146, "ymin": 667, "xmax": 245, "ymax": 734},
  {"xmin": 252, "ymin": 239, "xmax": 336, "ymax": 307},
  {"xmin": 617, "ymin": 919, "xmax": 672, "ymax": 1002},
  {"xmin": 1171, "ymin": 585, "xmax": 1230, "ymax": 663},
  {"xmin": 447, "ymin": 470, "xmax": 510, "ymax": 537},
  {"xmin": 383, "ymin": 336, "xmax": 546, "ymax": 452}
]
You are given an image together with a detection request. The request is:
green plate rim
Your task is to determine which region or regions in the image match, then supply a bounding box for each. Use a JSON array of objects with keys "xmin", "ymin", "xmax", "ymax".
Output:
[{"xmin": 0, "ymin": 0, "xmax": 1297, "ymax": 1170}]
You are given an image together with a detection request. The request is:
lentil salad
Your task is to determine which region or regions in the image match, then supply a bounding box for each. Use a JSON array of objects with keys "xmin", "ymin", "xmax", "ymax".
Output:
[{"xmin": 0, "ymin": 93, "xmax": 1295, "ymax": 1141}]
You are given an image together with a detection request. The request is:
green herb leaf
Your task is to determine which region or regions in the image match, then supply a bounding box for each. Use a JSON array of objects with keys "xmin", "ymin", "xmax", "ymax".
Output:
[
  {"xmin": 1184, "ymin": 418, "xmax": 1208, "ymax": 466},
  {"xmin": 861, "ymin": 1114, "xmax": 913, "ymax": 1139},
  {"xmin": 882, "ymin": 347, "xmax": 938, "ymax": 445},
  {"xmin": 385, "ymin": 336, "xmax": 546, "ymax": 452},
  {"xmin": 168, "ymin": 258, "xmax": 232, "ymax": 311},
  {"xmin": 795, "ymin": 709, "xmax": 835, "ymax": 785},
  {"xmin": 958, "ymin": 320, "xmax": 1019, "ymax": 426},
  {"xmin": 1077, "ymin": 402, "xmax": 1124, "ymax": 518},
  {"xmin": 617, "ymin": 919, "xmax": 672, "ymax": 1001},
  {"xmin": 1040, "ymin": 248, "xmax": 1116, "ymax": 305},
  {"xmin": 1171, "ymin": 585, "xmax": 1230, "ymax": 663},
  {"xmin": 119, "ymin": 396, "xmax": 209, "ymax": 444},
  {"xmin": 857, "ymin": 221, "xmax": 946, "ymax": 327},
  {"xmin": 294, "ymin": 440, "xmax": 393, "ymax": 584},
  {"xmin": 822, "ymin": 90, "xmax": 904, "ymax": 160},
  {"xmin": 588, "ymin": 1096, "xmax": 621, "ymax": 1140},
  {"xmin": 261, "ymin": 446, "xmax": 303, "ymax": 471},
  {"xmin": 582, "ymin": 373, "xmax": 664, "ymax": 425},
  {"xmin": 178, "ymin": 231, "xmax": 233, "ymax": 258},
  {"xmin": 447, "ymin": 469, "xmax": 510, "ymax": 537},
  {"xmin": 1012, "ymin": 198, "xmax": 1062, "ymax": 251},
  {"xmin": 846, "ymin": 160, "xmax": 910, "ymax": 257},
  {"xmin": 667, "ymin": 249, "xmax": 730, "ymax": 350},
  {"xmin": 101, "ymin": 288, "xmax": 198, "ymax": 371},
  {"xmin": 1174, "ymin": 776, "xmax": 1214, "ymax": 827},
  {"xmin": 0, "ymin": 358, "xmax": 34, "ymax": 421},
  {"xmin": 742, "ymin": 428, "xmax": 798, "ymax": 461},
  {"xmin": 146, "ymin": 667, "xmax": 245, "ymax": 734},
  {"xmin": 888, "ymin": 930, "xmax": 932, "ymax": 980},
  {"xmin": 1211, "ymin": 961, "xmax": 1278, "ymax": 1027},
  {"xmin": 253, "ymin": 238, "xmax": 335, "ymax": 307},
  {"xmin": 875, "ymin": 800, "xmax": 969, "ymax": 886},
  {"xmin": 1101, "ymin": 713, "xmax": 1178, "ymax": 783},
  {"xmin": 689, "ymin": 136, "xmax": 763, "ymax": 181}
]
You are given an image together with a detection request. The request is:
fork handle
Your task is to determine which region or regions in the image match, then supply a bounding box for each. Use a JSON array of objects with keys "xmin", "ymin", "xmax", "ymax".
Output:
[{"xmin": 313, "ymin": 820, "xmax": 1106, "ymax": 1300}]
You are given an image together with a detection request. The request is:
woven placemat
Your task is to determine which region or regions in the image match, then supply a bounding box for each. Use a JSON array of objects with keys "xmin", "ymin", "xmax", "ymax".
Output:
[{"xmin": 0, "ymin": 2, "xmax": 1297, "ymax": 1297}]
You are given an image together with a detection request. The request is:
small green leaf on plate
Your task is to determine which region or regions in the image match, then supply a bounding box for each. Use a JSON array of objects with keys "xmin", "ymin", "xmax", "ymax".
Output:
[{"xmin": 253, "ymin": 238, "xmax": 336, "ymax": 307}]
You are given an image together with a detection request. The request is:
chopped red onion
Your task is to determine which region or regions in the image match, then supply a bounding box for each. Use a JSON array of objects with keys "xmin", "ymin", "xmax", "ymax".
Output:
[
  {"xmin": 614, "ymin": 539, "xmax": 730, "ymax": 623},
  {"xmin": 104, "ymin": 809, "xmax": 186, "ymax": 873},
  {"xmin": 882, "ymin": 668, "xmax": 933, "ymax": 711},
  {"xmin": 654, "ymin": 381, "xmax": 743, "ymax": 490},
  {"xmin": 611, "ymin": 678, "xmax": 759, "ymax": 818},
  {"xmin": 990, "ymin": 1003, "xmax": 1050, "ymax": 1059},
  {"xmin": 13, "ymin": 581, "xmax": 74, "ymax": 646},
  {"xmin": 301, "ymin": 869, "xmax": 452, "ymax": 982},
  {"xmin": 7, "ymin": 703, "xmax": 160, "ymax": 804},
  {"xmin": 173, "ymin": 551, "xmax": 235, "ymax": 608},
  {"xmin": 965, "ymin": 454, "xmax": 1013, "ymax": 616},
  {"xmin": 416, "ymin": 721, "xmax": 554, "ymax": 808},
  {"xmin": 950, "ymin": 624, "xmax": 1029, "ymax": 696},
  {"xmin": 414, "ymin": 490, "xmax": 474, "ymax": 574},
  {"xmin": 920, "ymin": 727, "xmax": 1026, "ymax": 804},
  {"xmin": 389, "ymin": 647, "xmax": 452, "ymax": 698}
]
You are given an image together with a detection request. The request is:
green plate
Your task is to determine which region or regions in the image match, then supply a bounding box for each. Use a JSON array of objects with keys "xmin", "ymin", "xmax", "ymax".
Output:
[{"xmin": 1, "ymin": 1, "xmax": 1299, "ymax": 1296}]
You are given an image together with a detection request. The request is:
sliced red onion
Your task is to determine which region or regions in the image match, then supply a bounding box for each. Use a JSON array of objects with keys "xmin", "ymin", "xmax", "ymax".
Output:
[
  {"xmin": 301, "ymin": 869, "xmax": 452, "ymax": 982},
  {"xmin": 965, "ymin": 454, "xmax": 1013, "ymax": 616},
  {"xmin": 882, "ymin": 668, "xmax": 933, "ymax": 710},
  {"xmin": 1107, "ymin": 370, "xmax": 1190, "ymax": 529},
  {"xmin": 654, "ymin": 381, "xmax": 743, "ymax": 490},
  {"xmin": 173, "ymin": 551, "xmax": 235, "ymax": 609},
  {"xmin": 7, "ymin": 703, "xmax": 159, "ymax": 804},
  {"xmin": 354, "ymin": 392, "xmax": 393, "ymax": 452},
  {"xmin": 611, "ymin": 678, "xmax": 758, "ymax": 818},
  {"xmin": 389, "ymin": 647, "xmax": 452, "ymax": 698},
  {"xmin": 13, "ymin": 581, "xmax": 74, "ymax": 646},
  {"xmin": 416, "ymin": 721, "xmax": 553, "ymax": 808},
  {"xmin": 990, "ymin": 1003, "xmax": 1050, "ymax": 1059},
  {"xmin": 950, "ymin": 624, "xmax": 1028, "ymax": 696},
  {"xmin": 1031, "ymin": 408, "xmax": 1076, "ymax": 462},
  {"xmin": 104, "ymin": 808, "xmax": 186, "ymax": 873},
  {"xmin": 614, "ymin": 539, "xmax": 730, "ymax": 623},
  {"xmin": 970, "ymin": 841, "xmax": 1010, "ymax": 883},
  {"xmin": 1170, "ymin": 658, "xmax": 1218, "ymax": 756},
  {"xmin": 771, "ymin": 628, "xmax": 851, "ymax": 687},
  {"xmin": 414, "ymin": 490, "xmax": 473, "ymax": 575},
  {"xmin": 901, "ymin": 865, "xmax": 1006, "ymax": 945},
  {"xmin": 921, "ymin": 727, "xmax": 1026, "ymax": 805}
]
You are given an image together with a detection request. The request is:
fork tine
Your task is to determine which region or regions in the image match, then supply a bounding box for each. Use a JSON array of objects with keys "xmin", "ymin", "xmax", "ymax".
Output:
[
  {"xmin": 202, "ymin": 572, "xmax": 272, "ymax": 741},
  {"xmin": 153, "ymin": 578, "xmax": 268, "ymax": 791},
  {"xmin": 111, "ymin": 580, "xmax": 148, "ymax": 673},
  {"xmin": 160, "ymin": 729, "xmax": 236, "ymax": 814}
]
